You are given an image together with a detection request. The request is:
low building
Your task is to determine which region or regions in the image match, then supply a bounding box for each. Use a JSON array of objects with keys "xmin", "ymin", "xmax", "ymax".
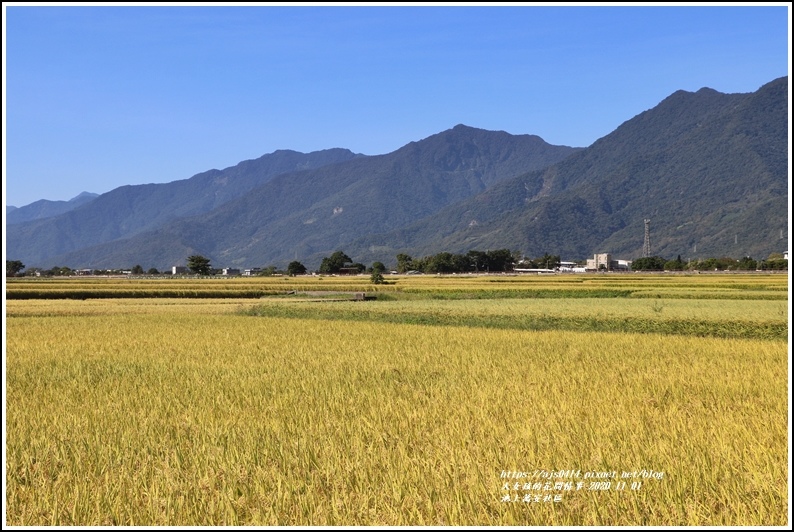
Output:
[
  {"xmin": 243, "ymin": 268, "xmax": 262, "ymax": 276},
  {"xmin": 586, "ymin": 253, "xmax": 612, "ymax": 271},
  {"xmin": 172, "ymin": 266, "xmax": 188, "ymax": 275},
  {"xmin": 222, "ymin": 268, "xmax": 241, "ymax": 276},
  {"xmin": 613, "ymin": 259, "xmax": 632, "ymax": 271},
  {"xmin": 558, "ymin": 261, "xmax": 577, "ymax": 272},
  {"xmin": 585, "ymin": 253, "xmax": 631, "ymax": 272}
]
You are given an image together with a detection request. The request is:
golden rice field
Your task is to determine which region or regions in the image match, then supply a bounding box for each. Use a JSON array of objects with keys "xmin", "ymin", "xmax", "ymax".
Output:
[{"xmin": 4, "ymin": 273, "xmax": 790, "ymax": 525}]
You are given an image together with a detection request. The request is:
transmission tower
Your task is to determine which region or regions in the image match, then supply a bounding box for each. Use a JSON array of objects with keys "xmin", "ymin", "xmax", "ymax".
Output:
[{"xmin": 643, "ymin": 219, "xmax": 651, "ymax": 257}]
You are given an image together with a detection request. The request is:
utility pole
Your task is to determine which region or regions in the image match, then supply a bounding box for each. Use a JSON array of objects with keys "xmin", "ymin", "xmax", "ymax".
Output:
[{"xmin": 643, "ymin": 219, "xmax": 651, "ymax": 258}]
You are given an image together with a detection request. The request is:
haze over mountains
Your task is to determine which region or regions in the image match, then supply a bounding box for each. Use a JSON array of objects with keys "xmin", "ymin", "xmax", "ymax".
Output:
[
  {"xmin": 6, "ymin": 192, "xmax": 99, "ymax": 225},
  {"xmin": 7, "ymin": 149, "xmax": 364, "ymax": 264},
  {"xmin": 7, "ymin": 76, "xmax": 788, "ymax": 271}
]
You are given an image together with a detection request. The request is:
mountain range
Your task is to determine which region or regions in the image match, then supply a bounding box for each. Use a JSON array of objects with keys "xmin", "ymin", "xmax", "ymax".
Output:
[
  {"xmin": 6, "ymin": 192, "xmax": 99, "ymax": 225},
  {"xmin": 344, "ymin": 76, "xmax": 789, "ymax": 264},
  {"xmin": 6, "ymin": 76, "xmax": 788, "ymax": 270}
]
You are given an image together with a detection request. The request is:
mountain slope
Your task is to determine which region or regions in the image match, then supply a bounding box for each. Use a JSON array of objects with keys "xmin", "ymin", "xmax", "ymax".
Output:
[
  {"xmin": 341, "ymin": 76, "xmax": 788, "ymax": 264},
  {"xmin": 34, "ymin": 126, "xmax": 582, "ymax": 269},
  {"xmin": 10, "ymin": 76, "xmax": 786, "ymax": 270},
  {"xmin": 6, "ymin": 149, "xmax": 362, "ymax": 265}
]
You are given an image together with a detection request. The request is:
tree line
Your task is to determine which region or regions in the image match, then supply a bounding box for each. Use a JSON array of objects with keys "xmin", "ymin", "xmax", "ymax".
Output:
[
  {"xmin": 630, "ymin": 254, "xmax": 788, "ymax": 271},
  {"xmin": 6, "ymin": 250, "xmax": 788, "ymax": 278},
  {"xmin": 5, "ymin": 261, "xmax": 161, "ymax": 277}
]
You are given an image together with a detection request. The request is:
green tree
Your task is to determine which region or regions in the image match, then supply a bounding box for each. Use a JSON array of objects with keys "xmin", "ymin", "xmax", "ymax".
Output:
[
  {"xmin": 450, "ymin": 253, "xmax": 470, "ymax": 273},
  {"xmin": 6, "ymin": 260, "xmax": 25, "ymax": 276},
  {"xmin": 487, "ymin": 249, "xmax": 517, "ymax": 272},
  {"xmin": 187, "ymin": 255, "xmax": 212, "ymax": 275},
  {"xmin": 736, "ymin": 256, "xmax": 757, "ymax": 271},
  {"xmin": 631, "ymin": 256, "xmax": 666, "ymax": 271},
  {"xmin": 319, "ymin": 251, "xmax": 352, "ymax": 274},
  {"xmin": 131, "ymin": 264, "xmax": 144, "ymax": 275},
  {"xmin": 761, "ymin": 254, "xmax": 788, "ymax": 270},
  {"xmin": 48, "ymin": 265, "xmax": 73, "ymax": 276},
  {"xmin": 396, "ymin": 254, "xmax": 414, "ymax": 274},
  {"xmin": 696, "ymin": 258, "xmax": 718, "ymax": 270},
  {"xmin": 663, "ymin": 255, "xmax": 685, "ymax": 271},
  {"xmin": 147, "ymin": 268, "xmax": 160, "ymax": 275},
  {"xmin": 467, "ymin": 250, "xmax": 489, "ymax": 272},
  {"xmin": 370, "ymin": 261, "xmax": 386, "ymax": 284},
  {"xmin": 287, "ymin": 261, "xmax": 307, "ymax": 276},
  {"xmin": 258, "ymin": 266, "xmax": 278, "ymax": 276},
  {"xmin": 425, "ymin": 252, "xmax": 456, "ymax": 273},
  {"xmin": 716, "ymin": 257, "xmax": 739, "ymax": 271}
]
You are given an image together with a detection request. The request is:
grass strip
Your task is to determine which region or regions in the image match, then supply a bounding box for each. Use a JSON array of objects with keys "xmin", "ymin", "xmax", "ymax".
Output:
[{"xmin": 240, "ymin": 304, "xmax": 786, "ymax": 340}]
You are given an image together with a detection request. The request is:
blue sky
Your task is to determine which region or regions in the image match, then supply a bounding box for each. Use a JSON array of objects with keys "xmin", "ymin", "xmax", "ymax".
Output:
[{"xmin": 3, "ymin": 3, "xmax": 791, "ymax": 208}]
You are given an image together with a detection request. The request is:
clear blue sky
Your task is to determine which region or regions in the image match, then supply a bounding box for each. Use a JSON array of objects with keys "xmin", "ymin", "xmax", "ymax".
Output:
[{"xmin": 3, "ymin": 3, "xmax": 791, "ymax": 208}]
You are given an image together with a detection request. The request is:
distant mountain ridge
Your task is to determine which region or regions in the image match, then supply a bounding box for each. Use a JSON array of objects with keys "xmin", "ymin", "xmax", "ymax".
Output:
[
  {"xmin": 7, "ymin": 192, "xmax": 99, "ymax": 225},
  {"xmin": 7, "ymin": 76, "xmax": 788, "ymax": 270},
  {"xmin": 6, "ymin": 148, "xmax": 363, "ymax": 264},
  {"xmin": 25, "ymin": 125, "xmax": 580, "ymax": 269}
]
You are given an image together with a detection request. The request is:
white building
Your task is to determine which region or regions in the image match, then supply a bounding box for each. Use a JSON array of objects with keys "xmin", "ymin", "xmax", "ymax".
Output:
[
  {"xmin": 558, "ymin": 261, "xmax": 577, "ymax": 272},
  {"xmin": 585, "ymin": 253, "xmax": 631, "ymax": 272},
  {"xmin": 614, "ymin": 259, "xmax": 632, "ymax": 271},
  {"xmin": 586, "ymin": 253, "xmax": 612, "ymax": 271}
]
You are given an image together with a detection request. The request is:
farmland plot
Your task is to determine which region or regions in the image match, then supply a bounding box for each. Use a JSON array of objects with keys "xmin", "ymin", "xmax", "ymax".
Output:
[{"xmin": 5, "ymin": 274, "xmax": 789, "ymax": 525}]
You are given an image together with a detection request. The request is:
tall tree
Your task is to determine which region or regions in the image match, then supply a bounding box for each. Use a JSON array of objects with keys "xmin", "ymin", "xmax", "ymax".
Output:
[
  {"xmin": 396, "ymin": 254, "xmax": 414, "ymax": 273},
  {"xmin": 287, "ymin": 261, "xmax": 307, "ymax": 276},
  {"xmin": 187, "ymin": 255, "xmax": 212, "ymax": 275},
  {"xmin": 319, "ymin": 251, "xmax": 352, "ymax": 274},
  {"xmin": 6, "ymin": 260, "xmax": 25, "ymax": 276}
]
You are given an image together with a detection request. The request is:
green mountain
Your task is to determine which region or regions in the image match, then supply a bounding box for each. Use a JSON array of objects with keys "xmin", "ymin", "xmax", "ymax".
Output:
[
  {"xmin": 340, "ymin": 76, "xmax": 789, "ymax": 265},
  {"xmin": 28, "ymin": 126, "xmax": 581, "ymax": 270},
  {"xmin": 9, "ymin": 76, "xmax": 787, "ymax": 271}
]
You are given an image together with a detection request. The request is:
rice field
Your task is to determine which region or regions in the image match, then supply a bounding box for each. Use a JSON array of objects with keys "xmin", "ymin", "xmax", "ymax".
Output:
[{"xmin": 4, "ymin": 273, "xmax": 790, "ymax": 525}]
